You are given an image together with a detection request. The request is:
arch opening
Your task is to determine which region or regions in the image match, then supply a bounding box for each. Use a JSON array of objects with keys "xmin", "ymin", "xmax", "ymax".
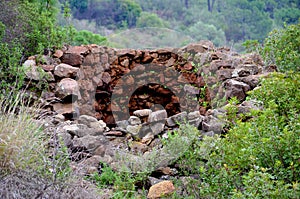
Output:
[{"xmin": 128, "ymin": 83, "xmax": 181, "ymax": 117}]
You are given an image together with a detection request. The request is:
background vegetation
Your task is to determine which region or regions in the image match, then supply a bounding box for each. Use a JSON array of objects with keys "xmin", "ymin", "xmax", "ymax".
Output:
[{"xmin": 67, "ymin": 0, "xmax": 300, "ymax": 49}]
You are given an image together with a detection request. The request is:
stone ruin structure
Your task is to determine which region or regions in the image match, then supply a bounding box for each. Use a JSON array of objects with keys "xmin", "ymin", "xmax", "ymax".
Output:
[
  {"xmin": 21, "ymin": 41, "xmax": 273, "ymax": 190},
  {"xmin": 24, "ymin": 40, "xmax": 264, "ymax": 128}
]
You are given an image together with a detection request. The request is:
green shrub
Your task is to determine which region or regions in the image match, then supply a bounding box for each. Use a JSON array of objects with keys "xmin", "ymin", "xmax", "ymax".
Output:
[
  {"xmin": 136, "ymin": 12, "xmax": 169, "ymax": 28},
  {"xmin": 174, "ymin": 72, "xmax": 300, "ymax": 198},
  {"xmin": 263, "ymin": 22, "xmax": 300, "ymax": 72},
  {"xmin": 72, "ymin": 30, "xmax": 107, "ymax": 45},
  {"xmin": 87, "ymin": 164, "xmax": 146, "ymax": 198},
  {"xmin": 232, "ymin": 169, "xmax": 300, "ymax": 198},
  {"xmin": 0, "ymin": 0, "xmax": 74, "ymax": 94}
]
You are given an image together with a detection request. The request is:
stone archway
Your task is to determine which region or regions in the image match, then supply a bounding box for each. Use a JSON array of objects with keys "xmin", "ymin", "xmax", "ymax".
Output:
[{"xmin": 89, "ymin": 47, "xmax": 209, "ymax": 126}]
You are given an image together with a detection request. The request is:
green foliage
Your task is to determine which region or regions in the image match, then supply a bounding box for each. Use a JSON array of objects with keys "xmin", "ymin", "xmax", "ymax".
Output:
[
  {"xmin": 274, "ymin": 7, "xmax": 300, "ymax": 26},
  {"xmin": 87, "ymin": 164, "xmax": 146, "ymax": 198},
  {"xmin": 0, "ymin": 22, "xmax": 25, "ymax": 95},
  {"xmin": 69, "ymin": 0, "xmax": 88, "ymax": 13},
  {"xmin": 0, "ymin": 0, "xmax": 76, "ymax": 94},
  {"xmin": 87, "ymin": 164, "xmax": 116, "ymax": 188},
  {"xmin": 263, "ymin": 22, "xmax": 300, "ymax": 72},
  {"xmin": 173, "ymin": 73, "xmax": 300, "ymax": 198},
  {"xmin": 68, "ymin": 0, "xmax": 300, "ymax": 47},
  {"xmin": 242, "ymin": 39, "xmax": 261, "ymax": 53},
  {"xmin": 74, "ymin": 0, "xmax": 142, "ymax": 29},
  {"xmin": 187, "ymin": 21, "xmax": 226, "ymax": 46},
  {"xmin": 223, "ymin": 0, "xmax": 273, "ymax": 42},
  {"xmin": 136, "ymin": 12, "xmax": 169, "ymax": 28},
  {"xmin": 232, "ymin": 169, "xmax": 300, "ymax": 198},
  {"xmin": 0, "ymin": 41, "xmax": 25, "ymax": 94},
  {"xmin": 0, "ymin": 0, "xmax": 73, "ymax": 56},
  {"xmin": 250, "ymin": 72, "xmax": 300, "ymax": 118},
  {"xmin": 72, "ymin": 30, "xmax": 107, "ymax": 45}
]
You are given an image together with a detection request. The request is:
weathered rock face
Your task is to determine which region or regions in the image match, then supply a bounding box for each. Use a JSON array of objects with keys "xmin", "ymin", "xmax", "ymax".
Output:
[{"xmin": 24, "ymin": 41, "xmax": 265, "ymax": 126}]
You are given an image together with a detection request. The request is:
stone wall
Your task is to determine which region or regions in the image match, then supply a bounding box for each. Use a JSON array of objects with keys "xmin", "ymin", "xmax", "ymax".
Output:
[
  {"xmin": 23, "ymin": 41, "xmax": 266, "ymax": 126},
  {"xmin": 22, "ymin": 41, "xmax": 274, "ymax": 180}
]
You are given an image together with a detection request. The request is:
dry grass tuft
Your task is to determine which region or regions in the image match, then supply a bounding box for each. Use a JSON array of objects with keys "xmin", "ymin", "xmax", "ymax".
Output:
[
  {"xmin": 0, "ymin": 92, "xmax": 45, "ymax": 173},
  {"xmin": 0, "ymin": 92, "xmax": 99, "ymax": 198}
]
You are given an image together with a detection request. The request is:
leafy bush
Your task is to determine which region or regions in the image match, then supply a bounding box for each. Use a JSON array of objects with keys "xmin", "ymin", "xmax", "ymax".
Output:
[
  {"xmin": 72, "ymin": 30, "xmax": 107, "ymax": 45},
  {"xmin": 175, "ymin": 73, "xmax": 300, "ymax": 198},
  {"xmin": 263, "ymin": 22, "xmax": 300, "ymax": 72},
  {"xmin": 0, "ymin": 35, "xmax": 25, "ymax": 94},
  {"xmin": 187, "ymin": 20, "xmax": 226, "ymax": 47},
  {"xmin": 0, "ymin": 0, "xmax": 74, "ymax": 94},
  {"xmin": 87, "ymin": 164, "xmax": 147, "ymax": 198},
  {"xmin": 0, "ymin": 0, "xmax": 73, "ymax": 57},
  {"xmin": 136, "ymin": 12, "xmax": 169, "ymax": 28}
]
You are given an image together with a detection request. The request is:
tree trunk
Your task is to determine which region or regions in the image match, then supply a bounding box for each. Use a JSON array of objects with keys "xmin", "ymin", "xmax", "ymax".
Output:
[
  {"xmin": 185, "ymin": 0, "xmax": 189, "ymax": 8},
  {"xmin": 208, "ymin": 0, "xmax": 216, "ymax": 12},
  {"xmin": 207, "ymin": 0, "xmax": 211, "ymax": 12}
]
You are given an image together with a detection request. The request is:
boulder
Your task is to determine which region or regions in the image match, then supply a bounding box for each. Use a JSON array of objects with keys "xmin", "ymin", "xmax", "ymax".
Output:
[
  {"xmin": 183, "ymin": 84, "xmax": 200, "ymax": 95},
  {"xmin": 45, "ymin": 72, "xmax": 55, "ymax": 81},
  {"xmin": 128, "ymin": 116, "xmax": 141, "ymax": 125},
  {"xmin": 202, "ymin": 115, "xmax": 224, "ymax": 134},
  {"xmin": 53, "ymin": 49, "xmax": 63, "ymax": 58},
  {"xmin": 63, "ymin": 123, "xmax": 104, "ymax": 137},
  {"xmin": 149, "ymin": 122, "xmax": 165, "ymax": 136},
  {"xmin": 148, "ymin": 110, "xmax": 167, "ymax": 123},
  {"xmin": 238, "ymin": 100, "xmax": 262, "ymax": 114},
  {"xmin": 126, "ymin": 124, "xmax": 142, "ymax": 136},
  {"xmin": 57, "ymin": 131, "xmax": 72, "ymax": 147},
  {"xmin": 223, "ymin": 79, "xmax": 251, "ymax": 101},
  {"xmin": 23, "ymin": 60, "xmax": 43, "ymax": 81},
  {"xmin": 55, "ymin": 78, "xmax": 80, "ymax": 102},
  {"xmin": 54, "ymin": 63, "xmax": 79, "ymax": 78},
  {"xmin": 72, "ymin": 135, "xmax": 109, "ymax": 154},
  {"xmin": 61, "ymin": 53, "xmax": 83, "ymax": 66},
  {"xmin": 78, "ymin": 115, "xmax": 98, "ymax": 127},
  {"xmin": 216, "ymin": 69, "xmax": 233, "ymax": 81},
  {"xmin": 166, "ymin": 112, "xmax": 187, "ymax": 127},
  {"xmin": 187, "ymin": 111, "xmax": 201, "ymax": 120},
  {"xmin": 133, "ymin": 109, "xmax": 152, "ymax": 117},
  {"xmin": 236, "ymin": 75, "xmax": 260, "ymax": 89},
  {"xmin": 115, "ymin": 120, "xmax": 129, "ymax": 132},
  {"xmin": 52, "ymin": 102, "xmax": 79, "ymax": 118},
  {"xmin": 147, "ymin": 180, "xmax": 176, "ymax": 199},
  {"xmin": 66, "ymin": 46, "xmax": 89, "ymax": 55}
]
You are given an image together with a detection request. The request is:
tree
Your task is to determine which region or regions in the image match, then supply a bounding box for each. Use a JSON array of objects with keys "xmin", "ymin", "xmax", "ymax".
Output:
[
  {"xmin": 0, "ymin": 0, "xmax": 72, "ymax": 56},
  {"xmin": 72, "ymin": 30, "xmax": 107, "ymax": 45},
  {"xmin": 187, "ymin": 20, "xmax": 226, "ymax": 46},
  {"xmin": 274, "ymin": 8, "xmax": 300, "ymax": 26},
  {"xmin": 207, "ymin": 0, "xmax": 216, "ymax": 12},
  {"xmin": 69, "ymin": 0, "xmax": 88, "ymax": 14},
  {"xmin": 70, "ymin": 0, "xmax": 142, "ymax": 29},
  {"xmin": 0, "ymin": 0, "xmax": 74, "ymax": 92},
  {"xmin": 136, "ymin": 12, "xmax": 169, "ymax": 28},
  {"xmin": 263, "ymin": 22, "xmax": 300, "ymax": 72},
  {"xmin": 222, "ymin": 0, "xmax": 273, "ymax": 42},
  {"xmin": 182, "ymin": 0, "xmax": 189, "ymax": 8}
]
